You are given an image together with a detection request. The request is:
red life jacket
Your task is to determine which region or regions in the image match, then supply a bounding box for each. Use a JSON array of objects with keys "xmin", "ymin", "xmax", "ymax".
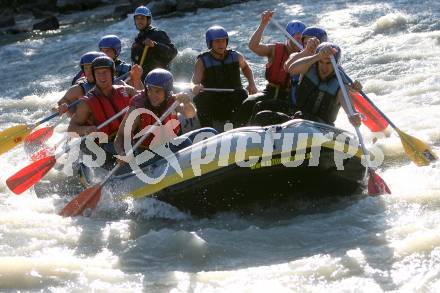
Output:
[
  {"xmin": 138, "ymin": 98, "xmax": 180, "ymax": 148},
  {"xmin": 265, "ymin": 42, "xmax": 290, "ymax": 89},
  {"xmin": 84, "ymin": 85, "xmax": 131, "ymax": 136}
]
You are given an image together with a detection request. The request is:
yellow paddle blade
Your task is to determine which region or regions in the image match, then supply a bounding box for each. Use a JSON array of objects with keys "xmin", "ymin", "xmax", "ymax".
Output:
[
  {"xmin": 396, "ymin": 128, "xmax": 438, "ymax": 166},
  {"xmin": 0, "ymin": 124, "xmax": 32, "ymax": 155}
]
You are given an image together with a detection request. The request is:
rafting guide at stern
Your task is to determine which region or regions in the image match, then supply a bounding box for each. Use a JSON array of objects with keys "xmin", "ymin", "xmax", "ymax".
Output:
[{"xmin": 131, "ymin": 6, "xmax": 178, "ymax": 80}]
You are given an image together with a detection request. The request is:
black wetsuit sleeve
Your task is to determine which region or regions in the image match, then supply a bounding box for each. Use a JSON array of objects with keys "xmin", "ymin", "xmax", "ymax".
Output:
[{"xmin": 152, "ymin": 30, "xmax": 178, "ymax": 63}]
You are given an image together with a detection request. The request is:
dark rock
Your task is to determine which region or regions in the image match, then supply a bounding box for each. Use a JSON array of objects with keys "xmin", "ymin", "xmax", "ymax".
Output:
[
  {"xmin": 19, "ymin": 0, "xmax": 57, "ymax": 13},
  {"xmin": 56, "ymin": 0, "xmax": 104, "ymax": 13},
  {"xmin": 196, "ymin": 0, "xmax": 248, "ymax": 9},
  {"xmin": 130, "ymin": 0, "xmax": 152, "ymax": 8},
  {"xmin": 196, "ymin": 0, "xmax": 225, "ymax": 8},
  {"xmin": 6, "ymin": 27, "xmax": 31, "ymax": 34},
  {"xmin": 0, "ymin": 16, "xmax": 15, "ymax": 28},
  {"xmin": 31, "ymin": 8, "xmax": 55, "ymax": 19},
  {"xmin": 0, "ymin": 9, "xmax": 15, "ymax": 28},
  {"xmin": 113, "ymin": 4, "xmax": 132, "ymax": 19},
  {"xmin": 147, "ymin": 0, "xmax": 177, "ymax": 16},
  {"xmin": 33, "ymin": 15, "xmax": 59, "ymax": 30},
  {"xmin": 176, "ymin": 0, "xmax": 197, "ymax": 12}
]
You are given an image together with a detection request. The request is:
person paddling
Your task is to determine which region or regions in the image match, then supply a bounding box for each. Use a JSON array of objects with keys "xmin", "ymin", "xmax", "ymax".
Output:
[
  {"xmin": 56, "ymin": 51, "xmax": 106, "ymax": 115},
  {"xmin": 131, "ymin": 6, "xmax": 178, "ymax": 80},
  {"xmin": 237, "ymin": 10, "xmax": 305, "ymax": 126},
  {"xmin": 99, "ymin": 35, "xmax": 132, "ymax": 79},
  {"xmin": 67, "ymin": 56, "xmax": 139, "ymax": 143},
  {"xmin": 192, "ymin": 25, "xmax": 258, "ymax": 129},
  {"xmin": 114, "ymin": 69, "xmax": 201, "ymax": 164},
  {"xmin": 283, "ymin": 26, "xmax": 328, "ymax": 107},
  {"xmin": 285, "ymin": 42, "xmax": 362, "ymax": 127}
]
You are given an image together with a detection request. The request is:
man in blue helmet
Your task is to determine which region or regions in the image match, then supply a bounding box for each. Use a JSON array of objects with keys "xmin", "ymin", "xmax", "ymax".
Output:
[
  {"xmin": 285, "ymin": 42, "xmax": 362, "ymax": 127},
  {"xmin": 284, "ymin": 26, "xmax": 328, "ymax": 73},
  {"xmin": 131, "ymin": 6, "xmax": 178, "ymax": 80},
  {"xmin": 71, "ymin": 51, "xmax": 106, "ymax": 86},
  {"xmin": 68, "ymin": 56, "xmax": 140, "ymax": 138},
  {"xmin": 56, "ymin": 51, "xmax": 106, "ymax": 115},
  {"xmin": 99, "ymin": 34, "xmax": 131, "ymax": 78},
  {"xmin": 236, "ymin": 10, "xmax": 306, "ymax": 126},
  {"xmin": 99, "ymin": 34, "xmax": 144, "ymax": 90},
  {"xmin": 114, "ymin": 69, "xmax": 203, "ymax": 165},
  {"xmin": 192, "ymin": 25, "xmax": 258, "ymax": 129}
]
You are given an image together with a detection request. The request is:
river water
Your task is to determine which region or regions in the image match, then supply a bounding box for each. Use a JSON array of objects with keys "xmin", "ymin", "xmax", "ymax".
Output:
[{"xmin": 1, "ymin": 0, "xmax": 439, "ymax": 291}]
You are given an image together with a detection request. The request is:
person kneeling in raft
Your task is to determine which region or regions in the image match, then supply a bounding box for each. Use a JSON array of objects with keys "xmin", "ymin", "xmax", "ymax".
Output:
[{"xmin": 114, "ymin": 69, "xmax": 217, "ymax": 166}]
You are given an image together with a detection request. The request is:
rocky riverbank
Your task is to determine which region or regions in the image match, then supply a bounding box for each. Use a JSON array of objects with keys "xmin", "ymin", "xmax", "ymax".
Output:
[{"xmin": 0, "ymin": 0, "xmax": 252, "ymax": 44}]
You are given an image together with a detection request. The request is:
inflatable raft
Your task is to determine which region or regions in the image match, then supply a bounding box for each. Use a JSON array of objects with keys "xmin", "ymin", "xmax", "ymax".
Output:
[{"xmin": 79, "ymin": 119, "xmax": 366, "ymax": 216}]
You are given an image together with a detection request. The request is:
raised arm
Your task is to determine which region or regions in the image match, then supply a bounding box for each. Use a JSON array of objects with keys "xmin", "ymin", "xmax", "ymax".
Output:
[
  {"xmin": 285, "ymin": 37, "xmax": 320, "ymax": 73},
  {"xmin": 248, "ymin": 10, "xmax": 275, "ymax": 59}
]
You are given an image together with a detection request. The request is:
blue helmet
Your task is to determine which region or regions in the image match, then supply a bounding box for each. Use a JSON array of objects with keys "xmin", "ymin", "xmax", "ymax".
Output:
[
  {"xmin": 91, "ymin": 56, "xmax": 115, "ymax": 79},
  {"xmin": 285, "ymin": 20, "xmax": 306, "ymax": 37},
  {"xmin": 134, "ymin": 6, "xmax": 152, "ymax": 18},
  {"xmin": 316, "ymin": 42, "xmax": 341, "ymax": 63},
  {"xmin": 80, "ymin": 51, "xmax": 106, "ymax": 71},
  {"xmin": 98, "ymin": 35, "xmax": 122, "ymax": 57},
  {"xmin": 144, "ymin": 68, "xmax": 174, "ymax": 97},
  {"xmin": 205, "ymin": 25, "xmax": 228, "ymax": 49},
  {"xmin": 301, "ymin": 26, "xmax": 328, "ymax": 43}
]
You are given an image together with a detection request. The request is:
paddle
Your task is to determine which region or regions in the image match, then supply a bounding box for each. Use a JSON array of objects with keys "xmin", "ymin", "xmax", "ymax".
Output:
[
  {"xmin": 330, "ymin": 55, "xmax": 391, "ymax": 195},
  {"xmin": 339, "ymin": 70, "xmax": 438, "ymax": 166},
  {"xmin": 349, "ymin": 91, "xmax": 389, "ymax": 133},
  {"xmin": 59, "ymin": 100, "xmax": 179, "ymax": 217},
  {"xmin": 24, "ymin": 115, "xmax": 68, "ymax": 157},
  {"xmin": 173, "ymin": 82, "xmax": 236, "ymax": 93},
  {"xmin": 6, "ymin": 106, "xmax": 129, "ymax": 195},
  {"xmin": 0, "ymin": 99, "xmax": 81, "ymax": 156},
  {"xmin": 140, "ymin": 46, "xmax": 149, "ymax": 67}
]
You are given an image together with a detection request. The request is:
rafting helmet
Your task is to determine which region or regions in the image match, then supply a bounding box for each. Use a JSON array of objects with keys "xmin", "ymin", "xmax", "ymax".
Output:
[
  {"xmin": 79, "ymin": 51, "xmax": 106, "ymax": 71},
  {"xmin": 316, "ymin": 42, "xmax": 341, "ymax": 63},
  {"xmin": 98, "ymin": 35, "xmax": 122, "ymax": 57},
  {"xmin": 285, "ymin": 20, "xmax": 306, "ymax": 36},
  {"xmin": 134, "ymin": 6, "xmax": 152, "ymax": 18},
  {"xmin": 205, "ymin": 25, "xmax": 229, "ymax": 49},
  {"xmin": 144, "ymin": 68, "xmax": 174, "ymax": 97},
  {"xmin": 91, "ymin": 56, "xmax": 116, "ymax": 80},
  {"xmin": 301, "ymin": 26, "xmax": 328, "ymax": 43}
]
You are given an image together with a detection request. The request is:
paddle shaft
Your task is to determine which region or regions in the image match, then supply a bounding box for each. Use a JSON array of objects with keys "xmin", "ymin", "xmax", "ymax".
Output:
[
  {"xmin": 271, "ymin": 19, "xmax": 304, "ymax": 49},
  {"xmin": 330, "ymin": 56, "xmax": 372, "ymax": 168},
  {"xmin": 173, "ymin": 82, "xmax": 236, "ymax": 93},
  {"xmin": 139, "ymin": 46, "xmax": 149, "ymax": 67},
  {"xmin": 32, "ymin": 99, "xmax": 81, "ymax": 129},
  {"xmin": 203, "ymin": 88, "xmax": 235, "ymax": 93}
]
